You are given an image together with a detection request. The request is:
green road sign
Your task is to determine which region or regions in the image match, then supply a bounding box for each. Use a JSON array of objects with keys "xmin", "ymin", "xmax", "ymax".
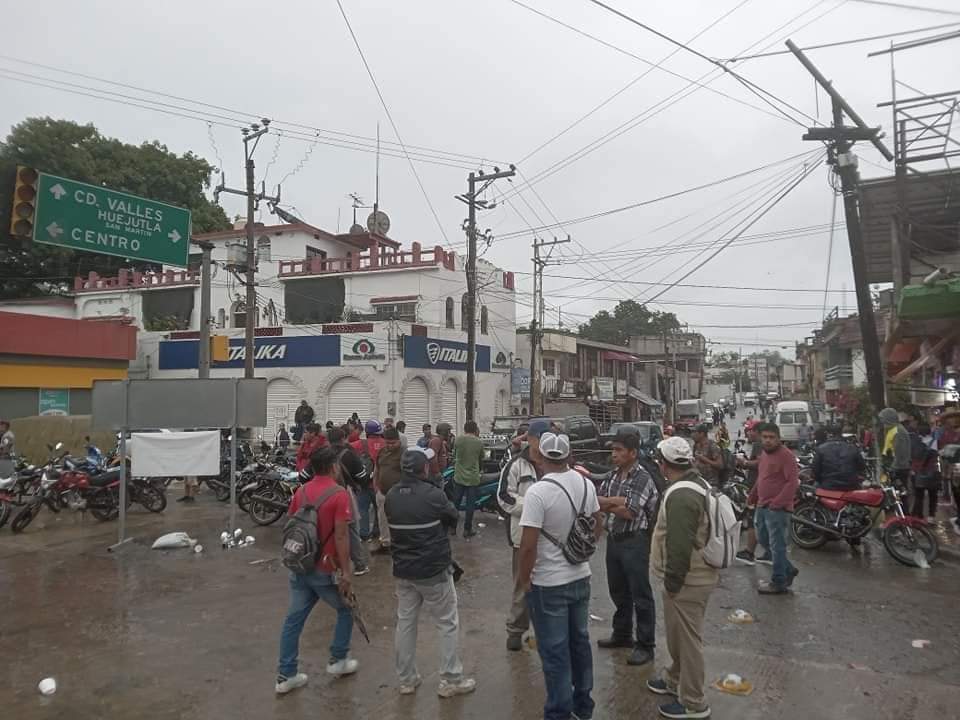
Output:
[
  {"xmin": 38, "ymin": 388, "xmax": 70, "ymax": 416},
  {"xmin": 33, "ymin": 172, "xmax": 191, "ymax": 267}
]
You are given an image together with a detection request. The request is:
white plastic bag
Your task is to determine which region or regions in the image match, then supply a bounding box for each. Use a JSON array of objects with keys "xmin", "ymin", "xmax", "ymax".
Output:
[{"xmin": 151, "ymin": 532, "xmax": 197, "ymax": 549}]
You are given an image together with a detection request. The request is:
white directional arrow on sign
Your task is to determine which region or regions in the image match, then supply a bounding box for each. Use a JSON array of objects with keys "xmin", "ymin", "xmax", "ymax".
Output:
[
  {"xmin": 46, "ymin": 222, "xmax": 63, "ymax": 238},
  {"xmin": 168, "ymin": 229, "xmax": 181, "ymax": 243},
  {"xmin": 49, "ymin": 183, "xmax": 67, "ymax": 200}
]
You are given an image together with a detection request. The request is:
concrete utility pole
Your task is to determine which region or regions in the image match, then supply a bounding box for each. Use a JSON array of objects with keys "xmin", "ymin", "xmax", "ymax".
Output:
[
  {"xmin": 459, "ymin": 166, "xmax": 515, "ymax": 422},
  {"xmin": 214, "ymin": 119, "xmax": 281, "ymax": 379},
  {"xmin": 529, "ymin": 236, "xmax": 570, "ymax": 415},
  {"xmin": 787, "ymin": 40, "xmax": 893, "ymax": 413},
  {"xmin": 195, "ymin": 240, "xmax": 215, "ymax": 379}
]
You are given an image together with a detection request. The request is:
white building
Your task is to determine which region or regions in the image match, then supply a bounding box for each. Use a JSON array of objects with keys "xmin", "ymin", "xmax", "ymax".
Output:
[{"xmin": 8, "ymin": 222, "xmax": 517, "ymax": 436}]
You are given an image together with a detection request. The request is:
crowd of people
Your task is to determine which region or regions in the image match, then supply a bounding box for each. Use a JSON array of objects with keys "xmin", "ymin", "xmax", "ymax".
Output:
[{"xmin": 268, "ymin": 401, "xmax": 837, "ymax": 720}]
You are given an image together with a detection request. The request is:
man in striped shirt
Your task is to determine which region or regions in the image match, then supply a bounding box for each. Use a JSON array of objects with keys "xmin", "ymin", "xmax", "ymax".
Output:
[{"xmin": 596, "ymin": 431, "xmax": 660, "ymax": 667}]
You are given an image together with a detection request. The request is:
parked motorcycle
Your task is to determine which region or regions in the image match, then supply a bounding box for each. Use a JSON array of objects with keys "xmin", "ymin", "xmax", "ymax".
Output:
[
  {"xmin": 790, "ymin": 481, "xmax": 938, "ymax": 567},
  {"xmin": 440, "ymin": 466, "xmax": 501, "ymax": 513},
  {"xmin": 246, "ymin": 467, "xmax": 302, "ymax": 526}
]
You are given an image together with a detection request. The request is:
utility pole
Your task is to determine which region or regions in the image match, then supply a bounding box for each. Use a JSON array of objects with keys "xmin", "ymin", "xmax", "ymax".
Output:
[
  {"xmin": 195, "ymin": 240, "xmax": 214, "ymax": 379},
  {"xmin": 787, "ymin": 40, "xmax": 893, "ymax": 413},
  {"xmin": 459, "ymin": 165, "xmax": 515, "ymax": 422},
  {"xmin": 214, "ymin": 119, "xmax": 281, "ymax": 379},
  {"xmin": 529, "ymin": 235, "xmax": 570, "ymax": 415}
]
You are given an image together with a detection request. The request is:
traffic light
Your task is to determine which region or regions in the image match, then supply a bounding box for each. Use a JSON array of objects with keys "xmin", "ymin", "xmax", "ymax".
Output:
[
  {"xmin": 10, "ymin": 165, "xmax": 39, "ymax": 237},
  {"xmin": 210, "ymin": 334, "xmax": 229, "ymax": 362}
]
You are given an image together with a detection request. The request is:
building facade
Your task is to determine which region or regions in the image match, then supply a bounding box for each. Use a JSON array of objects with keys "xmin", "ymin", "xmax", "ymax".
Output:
[{"xmin": 2, "ymin": 222, "xmax": 517, "ymax": 433}]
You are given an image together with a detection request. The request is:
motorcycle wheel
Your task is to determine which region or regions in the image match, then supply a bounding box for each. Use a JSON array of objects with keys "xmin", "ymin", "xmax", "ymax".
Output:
[
  {"xmin": 883, "ymin": 524, "xmax": 938, "ymax": 567},
  {"xmin": 212, "ymin": 482, "xmax": 231, "ymax": 503},
  {"xmin": 0, "ymin": 500, "xmax": 10, "ymax": 529},
  {"xmin": 91, "ymin": 488, "xmax": 122, "ymax": 521},
  {"xmin": 139, "ymin": 484, "xmax": 168, "ymax": 513},
  {"xmin": 790, "ymin": 503, "xmax": 830, "ymax": 549},
  {"xmin": 249, "ymin": 488, "xmax": 286, "ymax": 526},
  {"xmin": 722, "ymin": 482, "xmax": 749, "ymax": 520},
  {"xmin": 238, "ymin": 488, "xmax": 254, "ymax": 513},
  {"xmin": 12, "ymin": 501, "xmax": 41, "ymax": 533}
]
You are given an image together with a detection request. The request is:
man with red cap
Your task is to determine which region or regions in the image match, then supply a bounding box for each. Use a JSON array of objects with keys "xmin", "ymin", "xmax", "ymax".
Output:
[{"xmin": 735, "ymin": 420, "xmax": 765, "ymax": 565}]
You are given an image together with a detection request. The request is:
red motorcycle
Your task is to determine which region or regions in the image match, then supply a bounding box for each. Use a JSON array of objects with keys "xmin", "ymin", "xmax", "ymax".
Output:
[
  {"xmin": 11, "ymin": 465, "xmax": 125, "ymax": 533},
  {"xmin": 790, "ymin": 482, "xmax": 938, "ymax": 567}
]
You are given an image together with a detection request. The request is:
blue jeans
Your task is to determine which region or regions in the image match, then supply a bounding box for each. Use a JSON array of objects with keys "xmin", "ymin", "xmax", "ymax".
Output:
[
  {"xmin": 277, "ymin": 572, "xmax": 353, "ymax": 677},
  {"xmin": 355, "ymin": 486, "xmax": 374, "ymax": 539},
  {"xmin": 756, "ymin": 507, "xmax": 795, "ymax": 587},
  {"xmin": 606, "ymin": 532, "xmax": 655, "ymax": 649},
  {"xmin": 451, "ymin": 482, "xmax": 479, "ymax": 533},
  {"xmin": 526, "ymin": 578, "xmax": 595, "ymax": 720}
]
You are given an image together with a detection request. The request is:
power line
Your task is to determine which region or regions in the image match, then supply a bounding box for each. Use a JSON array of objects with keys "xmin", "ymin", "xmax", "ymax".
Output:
[
  {"xmin": 583, "ymin": 0, "xmax": 818, "ymax": 126},
  {"xmin": 643, "ymin": 153, "xmax": 825, "ymax": 302},
  {"xmin": 524, "ymin": 272, "xmax": 858, "ymax": 293},
  {"xmin": 0, "ymin": 53, "xmax": 504, "ymax": 166},
  {"xmin": 334, "ymin": 0, "xmax": 452, "ymax": 244},
  {"xmin": 722, "ymin": 20, "xmax": 960, "ymax": 59},
  {"xmin": 500, "ymin": 0, "xmax": 840, "ymax": 201},
  {"xmin": 511, "ymin": 0, "xmax": 764, "ymax": 164},
  {"xmin": 847, "ymin": 0, "xmax": 960, "ymax": 16}
]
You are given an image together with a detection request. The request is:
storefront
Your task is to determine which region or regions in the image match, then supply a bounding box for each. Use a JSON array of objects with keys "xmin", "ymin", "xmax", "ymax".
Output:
[{"xmin": 0, "ymin": 311, "xmax": 137, "ymax": 418}]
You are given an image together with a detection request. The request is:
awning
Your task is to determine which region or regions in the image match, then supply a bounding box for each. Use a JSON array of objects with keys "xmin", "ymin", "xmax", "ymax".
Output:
[
  {"xmin": 898, "ymin": 279, "xmax": 960, "ymax": 320},
  {"xmin": 628, "ymin": 386, "xmax": 664, "ymax": 407},
  {"xmin": 602, "ymin": 350, "xmax": 640, "ymax": 362}
]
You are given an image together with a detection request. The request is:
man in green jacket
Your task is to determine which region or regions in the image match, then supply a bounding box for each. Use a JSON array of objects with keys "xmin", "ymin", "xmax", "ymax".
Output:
[
  {"xmin": 647, "ymin": 436, "xmax": 718, "ymax": 720},
  {"xmin": 451, "ymin": 420, "xmax": 485, "ymax": 538}
]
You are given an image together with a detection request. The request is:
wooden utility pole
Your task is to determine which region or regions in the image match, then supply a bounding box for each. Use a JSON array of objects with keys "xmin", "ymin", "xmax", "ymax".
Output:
[
  {"xmin": 529, "ymin": 236, "xmax": 569, "ymax": 415},
  {"xmin": 460, "ymin": 166, "xmax": 515, "ymax": 422},
  {"xmin": 214, "ymin": 120, "xmax": 280, "ymax": 379},
  {"xmin": 787, "ymin": 40, "xmax": 894, "ymax": 412}
]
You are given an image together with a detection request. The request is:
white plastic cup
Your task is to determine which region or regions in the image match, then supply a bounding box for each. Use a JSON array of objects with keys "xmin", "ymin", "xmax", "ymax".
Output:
[
  {"xmin": 194, "ymin": 544, "xmax": 203, "ymax": 554},
  {"xmin": 245, "ymin": 536, "xmax": 255, "ymax": 545},
  {"xmin": 38, "ymin": 678, "xmax": 57, "ymax": 696}
]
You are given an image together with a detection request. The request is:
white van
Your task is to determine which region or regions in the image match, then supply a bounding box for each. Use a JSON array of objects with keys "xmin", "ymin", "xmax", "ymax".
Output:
[{"xmin": 774, "ymin": 401, "xmax": 815, "ymax": 445}]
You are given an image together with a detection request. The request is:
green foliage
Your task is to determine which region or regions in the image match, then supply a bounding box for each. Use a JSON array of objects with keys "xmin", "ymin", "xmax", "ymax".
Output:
[
  {"xmin": 0, "ymin": 117, "xmax": 230, "ymax": 299},
  {"xmin": 578, "ymin": 300, "xmax": 681, "ymax": 346}
]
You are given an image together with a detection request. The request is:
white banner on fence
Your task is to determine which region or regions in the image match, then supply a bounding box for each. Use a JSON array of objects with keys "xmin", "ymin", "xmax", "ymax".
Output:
[{"xmin": 130, "ymin": 431, "xmax": 220, "ymax": 477}]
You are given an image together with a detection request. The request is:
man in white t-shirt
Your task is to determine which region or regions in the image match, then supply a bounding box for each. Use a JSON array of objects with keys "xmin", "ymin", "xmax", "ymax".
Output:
[{"xmin": 516, "ymin": 432, "xmax": 602, "ymax": 720}]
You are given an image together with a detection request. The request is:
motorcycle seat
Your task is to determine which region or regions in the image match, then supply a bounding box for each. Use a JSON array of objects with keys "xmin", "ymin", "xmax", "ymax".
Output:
[
  {"xmin": 88, "ymin": 468, "xmax": 122, "ymax": 486},
  {"xmin": 815, "ymin": 487, "xmax": 884, "ymax": 506}
]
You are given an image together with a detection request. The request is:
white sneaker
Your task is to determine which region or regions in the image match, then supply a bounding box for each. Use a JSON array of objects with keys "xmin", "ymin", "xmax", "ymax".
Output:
[
  {"xmin": 398, "ymin": 676, "xmax": 422, "ymax": 695},
  {"xmin": 353, "ymin": 566, "xmax": 371, "ymax": 576},
  {"xmin": 438, "ymin": 677, "xmax": 477, "ymax": 698},
  {"xmin": 327, "ymin": 657, "xmax": 359, "ymax": 677},
  {"xmin": 275, "ymin": 673, "xmax": 308, "ymax": 694}
]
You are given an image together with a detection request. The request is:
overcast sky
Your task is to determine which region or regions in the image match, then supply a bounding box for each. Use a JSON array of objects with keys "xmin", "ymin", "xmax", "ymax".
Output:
[{"xmin": 4, "ymin": 0, "xmax": 958, "ymax": 358}]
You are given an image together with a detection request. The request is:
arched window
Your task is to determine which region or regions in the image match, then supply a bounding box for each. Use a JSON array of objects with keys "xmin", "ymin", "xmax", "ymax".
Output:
[
  {"xmin": 445, "ymin": 297, "xmax": 455, "ymax": 329},
  {"xmin": 480, "ymin": 305, "xmax": 488, "ymax": 335},
  {"xmin": 461, "ymin": 293, "xmax": 469, "ymax": 330},
  {"xmin": 231, "ymin": 300, "xmax": 246, "ymax": 329},
  {"xmin": 216, "ymin": 308, "xmax": 226, "ymax": 329}
]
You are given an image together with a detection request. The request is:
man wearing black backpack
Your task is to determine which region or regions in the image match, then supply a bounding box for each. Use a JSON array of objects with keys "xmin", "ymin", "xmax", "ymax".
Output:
[
  {"xmin": 275, "ymin": 447, "xmax": 357, "ymax": 695},
  {"xmin": 516, "ymin": 432, "xmax": 602, "ymax": 720}
]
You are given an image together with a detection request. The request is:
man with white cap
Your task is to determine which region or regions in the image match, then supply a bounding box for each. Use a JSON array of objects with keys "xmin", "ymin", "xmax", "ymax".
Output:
[
  {"xmin": 384, "ymin": 446, "xmax": 477, "ymax": 698},
  {"xmin": 516, "ymin": 432, "xmax": 602, "ymax": 720},
  {"xmin": 646, "ymin": 436, "xmax": 718, "ymax": 720}
]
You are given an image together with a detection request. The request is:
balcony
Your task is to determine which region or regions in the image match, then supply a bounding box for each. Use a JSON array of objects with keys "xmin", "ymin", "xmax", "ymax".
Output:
[
  {"xmin": 74, "ymin": 269, "xmax": 200, "ymax": 293},
  {"xmin": 280, "ymin": 241, "xmax": 455, "ymax": 278},
  {"xmin": 824, "ymin": 364, "xmax": 854, "ymax": 391}
]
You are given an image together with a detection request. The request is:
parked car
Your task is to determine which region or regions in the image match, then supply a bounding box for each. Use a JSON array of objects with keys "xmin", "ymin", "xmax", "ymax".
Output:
[
  {"xmin": 774, "ymin": 400, "xmax": 816, "ymax": 446},
  {"xmin": 743, "ymin": 392, "xmax": 758, "ymax": 407},
  {"xmin": 600, "ymin": 421, "xmax": 664, "ymax": 452}
]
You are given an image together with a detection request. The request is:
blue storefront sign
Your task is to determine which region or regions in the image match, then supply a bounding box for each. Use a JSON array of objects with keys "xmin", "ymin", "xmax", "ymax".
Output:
[
  {"xmin": 159, "ymin": 335, "xmax": 340, "ymax": 370},
  {"xmin": 404, "ymin": 335, "xmax": 490, "ymax": 372},
  {"xmin": 511, "ymin": 368, "xmax": 530, "ymax": 395}
]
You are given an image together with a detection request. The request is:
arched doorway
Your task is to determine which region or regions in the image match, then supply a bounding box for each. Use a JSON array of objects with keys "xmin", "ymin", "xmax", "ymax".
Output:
[
  {"xmin": 442, "ymin": 378, "xmax": 460, "ymax": 430},
  {"xmin": 401, "ymin": 377, "xmax": 430, "ymax": 430},
  {"xmin": 266, "ymin": 378, "xmax": 300, "ymax": 441},
  {"xmin": 327, "ymin": 376, "xmax": 369, "ymax": 426}
]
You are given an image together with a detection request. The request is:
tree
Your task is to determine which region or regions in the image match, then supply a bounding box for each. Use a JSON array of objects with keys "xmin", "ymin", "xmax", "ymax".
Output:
[
  {"xmin": 578, "ymin": 299, "xmax": 681, "ymax": 346},
  {"xmin": 0, "ymin": 117, "xmax": 230, "ymax": 299}
]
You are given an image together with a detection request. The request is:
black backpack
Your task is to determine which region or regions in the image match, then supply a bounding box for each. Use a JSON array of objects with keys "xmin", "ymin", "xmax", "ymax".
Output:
[
  {"xmin": 539, "ymin": 476, "xmax": 598, "ymax": 565},
  {"xmin": 280, "ymin": 485, "xmax": 343, "ymax": 574}
]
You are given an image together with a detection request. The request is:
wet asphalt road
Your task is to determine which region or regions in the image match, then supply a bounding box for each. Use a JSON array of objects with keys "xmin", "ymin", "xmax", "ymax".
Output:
[{"xmin": 2, "ymin": 414, "xmax": 958, "ymax": 719}]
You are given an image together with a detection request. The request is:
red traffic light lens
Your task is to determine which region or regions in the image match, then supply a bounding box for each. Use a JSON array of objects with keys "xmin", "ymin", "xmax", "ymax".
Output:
[{"xmin": 17, "ymin": 166, "xmax": 38, "ymax": 184}]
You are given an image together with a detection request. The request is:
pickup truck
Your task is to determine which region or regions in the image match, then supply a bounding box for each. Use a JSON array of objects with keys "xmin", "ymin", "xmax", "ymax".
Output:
[{"xmin": 599, "ymin": 421, "xmax": 664, "ymax": 452}]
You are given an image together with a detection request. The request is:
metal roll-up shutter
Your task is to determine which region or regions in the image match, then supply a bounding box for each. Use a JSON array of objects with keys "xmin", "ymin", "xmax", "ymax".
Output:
[
  {"xmin": 266, "ymin": 378, "xmax": 300, "ymax": 440},
  {"xmin": 401, "ymin": 377, "xmax": 430, "ymax": 430},
  {"xmin": 327, "ymin": 376, "xmax": 370, "ymax": 426},
  {"xmin": 442, "ymin": 379, "xmax": 460, "ymax": 430}
]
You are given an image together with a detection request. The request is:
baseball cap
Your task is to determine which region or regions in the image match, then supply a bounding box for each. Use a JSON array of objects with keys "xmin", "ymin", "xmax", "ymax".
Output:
[
  {"xmin": 401, "ymin": 446, "xmax": 435, "ymax": 474},
  {"xmin": 657, "ymin": 436, "xmax": 693, "ymax": 466},
  {"xmin": 744, "ymin": 419, "xmax": 760, "ymax": 432},
  {"xmin": 539, "ymin": 432, "xmax": 570, "ymax": 460},
  {"xmin": 527, "ymin": 419, "xmax": 551, "ymax": 438}
]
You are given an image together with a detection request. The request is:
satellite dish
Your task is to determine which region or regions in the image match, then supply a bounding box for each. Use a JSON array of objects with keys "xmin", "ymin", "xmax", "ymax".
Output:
[
  {"xmin": 349, "ymin": 223, "xmax": 366, "ymax": 235},
  {"xmin": 367, "ymin": 209, "xmax": 390, "ymax": 235}
]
